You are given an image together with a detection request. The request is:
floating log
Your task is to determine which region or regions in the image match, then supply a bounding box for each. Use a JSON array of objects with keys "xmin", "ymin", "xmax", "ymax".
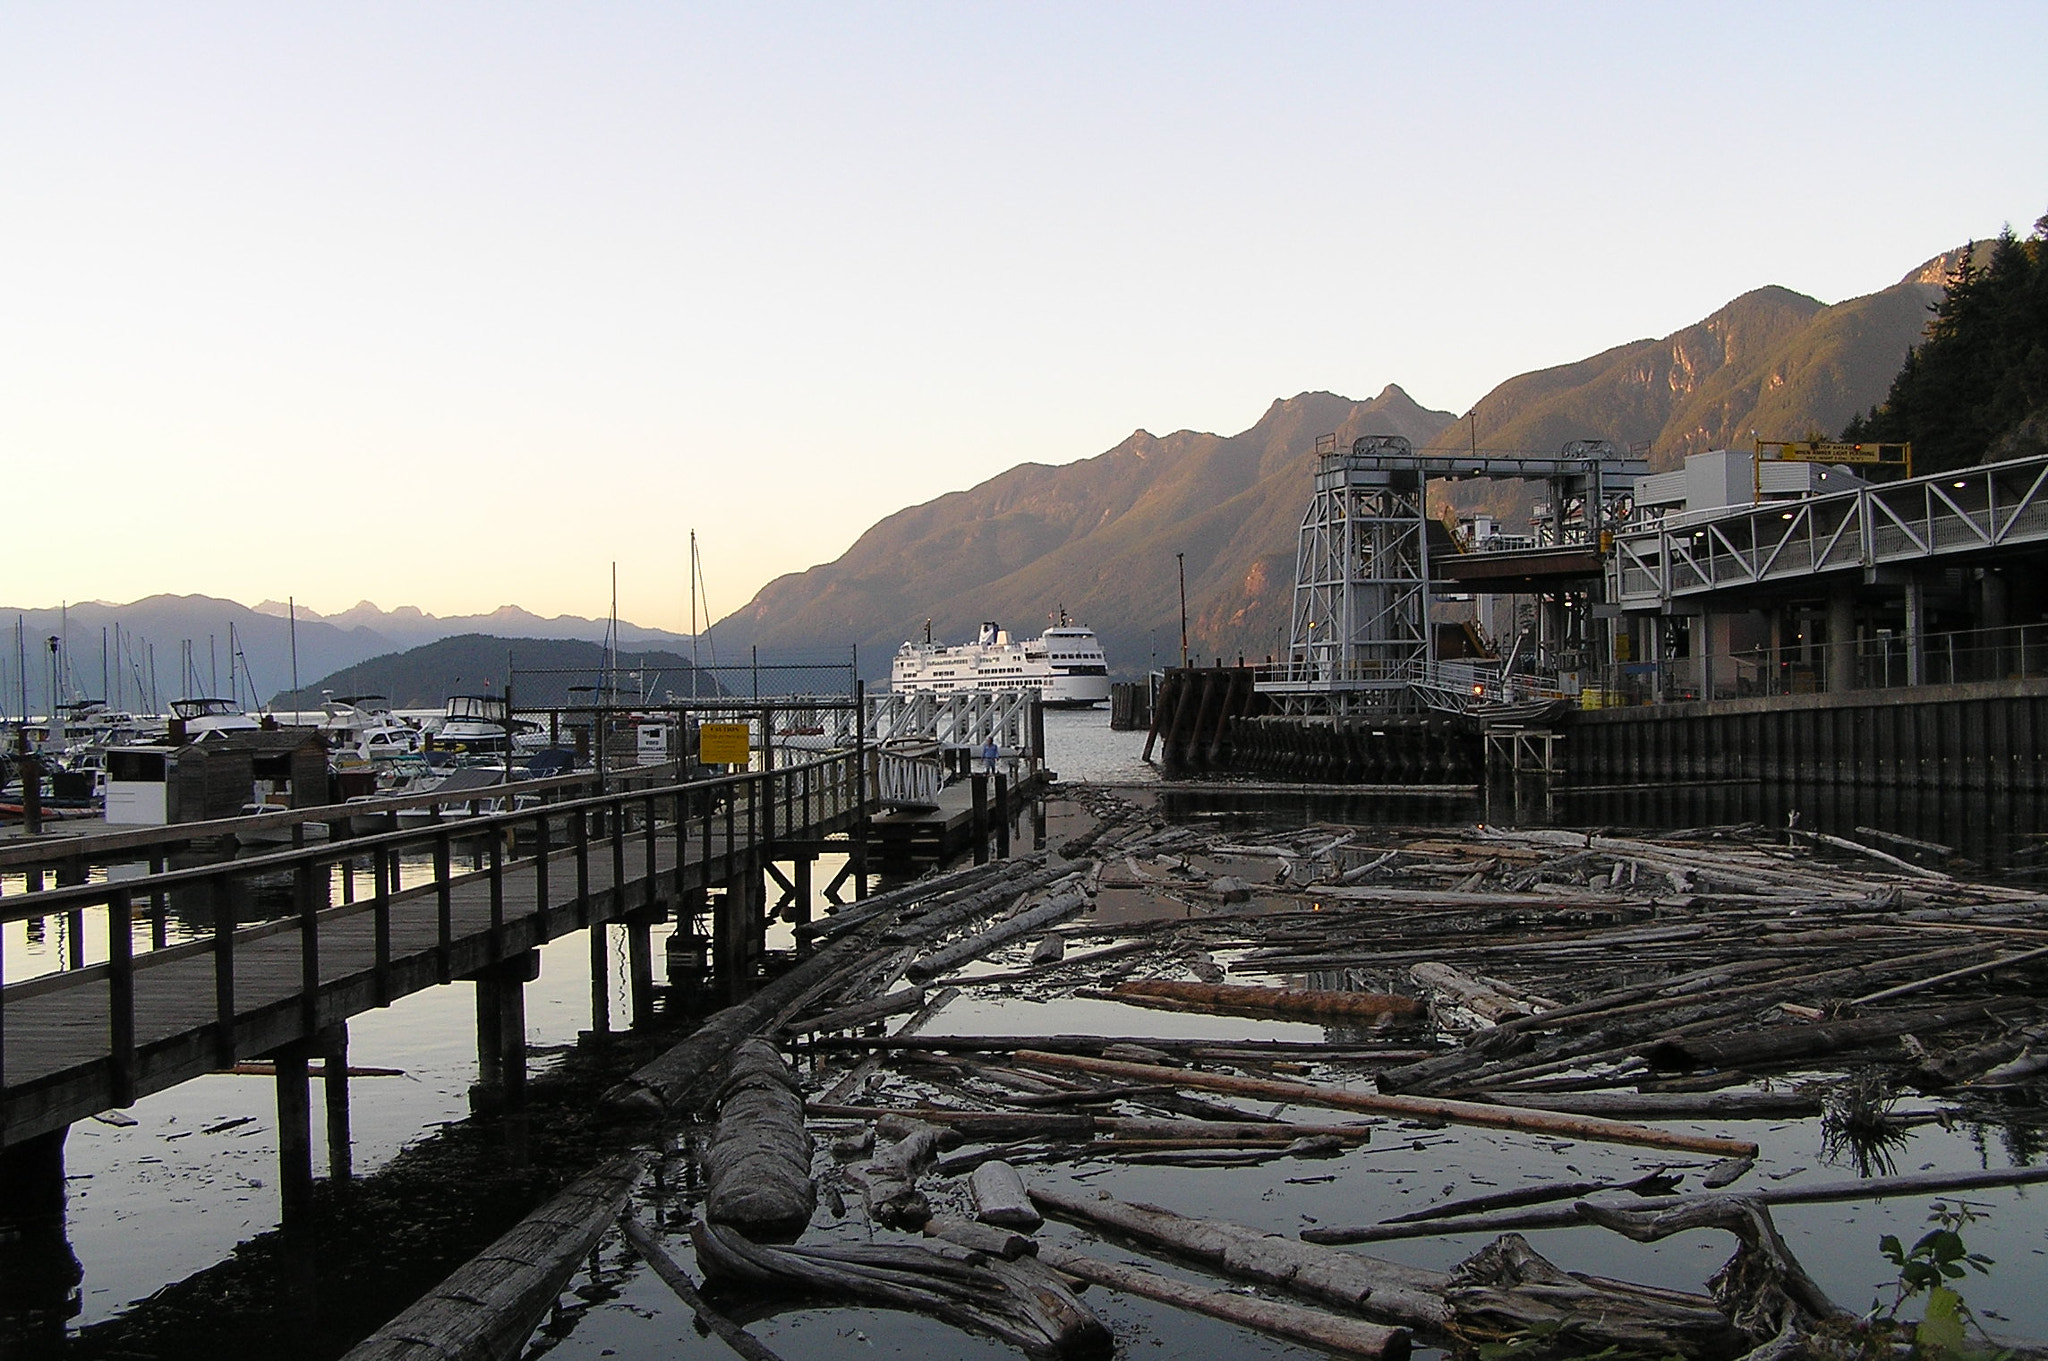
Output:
[
  {"xmin": 883, "ymin": 858, "xmax": 1070, "ymax": 943},
  {"xmin": 341, "ymin": 1153, "xmax": 647, "ymax": 1361},
  {"xmin": 1012, "ymin": 1050, "xmax": 1759, "ymax": 1158},
  {"xmin": 1446, "ymin": 1232, "xmax": 1742, "ymax": 1358},
  {"xmin": 785, "ymin": 987, "xmax": 925, "ymax": 1036},
  {"xmin": 1408, "ymin": 962, "xmax": 1531, "ymax": 1022},
  {"xmin": 1300, "ymin": 1163, "xmax": 2048, "ymax": 1244},
  {"xmin": 1109, "ymin": 979, "xmax": 1423, "ymax": 1021},
  {"xmin": 924, "ymin": 1215, "xmax": 1037, "ymax": 1259},
  {"xmin": 690, "ymin": 1218, "xmax": 1111, "ymax": 1357},
  {"xmin": 1035, "ymin": 1242, "xmax": 1412, "ymax": 1360},
  {"xmin": 942, "ymin": 940, "xmax": 1157, "ymax": 989},
  {"xmin": 806, "ymin": 1102, "xmax": 1097, "ymax": 1139},
  {"xmin": 605, "ymin": 938, "xmax": 896, "ymax": 1117},
  {"xmin": 844, "ymin": 1116, "xmax": 946, "ymax": 1228},
  {"xmin": 1099, "ymin": 1117, "xmax": 1375, "ymax": 1142},
  {"xmin": 800, "ymin": 861, "xmax": 1023, "ymax": 942},
  {"xmin": 618, "ymin": 1211, "xmax": 791, "ymax": 1361},
  {"xmin": 704, "ymin": 1039, "xmax": 815, "ymax": 1242},
  {"xmin": 1029, "ymin": 1181, "xmax": 1448, "ymax": 1327},
  {"xmin": 909, "ymin": 880, "xmax": 1091, "ymax": 981},
  {"xmin": 1846, "ymin": 943, "xmax": 2048, "ymax": 1007},
  {"xmin": 969, "ymin": 1159, "xmax": 1042, "ymax": 1230},
  {"xmin": 1643, "ymin": 1002, "xmax": 2011, "ymax": 1073},
  {"xmin": 1475, "ymin": 1089, "xmax": 1823, "ymax": 1118}
]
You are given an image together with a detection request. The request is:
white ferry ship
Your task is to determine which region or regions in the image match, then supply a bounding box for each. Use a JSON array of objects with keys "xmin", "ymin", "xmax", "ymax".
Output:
[{"xmin": 891, "ymin": 616, "xmax": 1111, "ymax": 707}]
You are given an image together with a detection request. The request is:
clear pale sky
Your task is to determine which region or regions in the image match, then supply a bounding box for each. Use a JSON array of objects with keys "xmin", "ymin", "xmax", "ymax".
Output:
[{"xmin": 5, "ymin": 2, "xmax": 2044, "ymax": 633}]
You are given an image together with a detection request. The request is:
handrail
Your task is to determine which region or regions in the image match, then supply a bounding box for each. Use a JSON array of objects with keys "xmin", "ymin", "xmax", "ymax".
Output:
[
  {"xmin": 0, "ymin": 760, "xmax": 693, "ymax": 870},
  {"xmin": 2, "ymin": 747, "xmax": 868, "ymax": 1122},
  {"xmin": 1, "ymin": 751, "xmax": 857, "ymax": 922}
]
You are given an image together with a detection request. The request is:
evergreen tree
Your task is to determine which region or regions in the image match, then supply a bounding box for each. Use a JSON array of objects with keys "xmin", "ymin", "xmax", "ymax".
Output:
[{"xmin": 1846, "ymin": 213, "xmax": 2048, "ymax": 473}]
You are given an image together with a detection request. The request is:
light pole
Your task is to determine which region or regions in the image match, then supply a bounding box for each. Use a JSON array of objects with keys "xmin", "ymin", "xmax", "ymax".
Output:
[{"xmin": 1176, "ymin": 553, "xmax": 1188, "ymax": 669}]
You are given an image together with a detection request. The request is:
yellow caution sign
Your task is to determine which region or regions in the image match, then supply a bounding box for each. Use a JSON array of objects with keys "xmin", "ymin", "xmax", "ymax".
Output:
[{"xmin": 698, "ymin": 722, "xmax": 751, "ymax": 766}]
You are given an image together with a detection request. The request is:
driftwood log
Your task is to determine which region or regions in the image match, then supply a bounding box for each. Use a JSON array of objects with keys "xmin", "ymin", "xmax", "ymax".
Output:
[
  {"xmin": 1035, "ymin": 1242, "xmax": 1412, "ymax": 1360},
  {"xmin": 617, "ymin": 1211, "xmax": 791, "ymax": 1361},
  {"xmin": 1013, "ymin": 1050, "xmax": 1759, "ymax": 1158},
  {"xmin": 704, "ymin": 1039, "xmax": 816, "ymax": 1241},
  {"xmin": 690, "ymin": 1217, "xmax": 1111, "ymax": 1357},
  {"xmin": 1302, "ymin": 1163, "xmax": 2048, "ymax": 1244},
  {"xmin": 340, "ymin": 1153, "xmax": 647, "ymax": 1361},
  {"xmin": 1028, "ymin": 1181, "xmax": 1449, "ymax": 1329},
  {"xmin": 909, "ymin": 879, "xmax": 1091, "ymax": 981},
  {"xmin": 969, "ymin": 1159, "xmax": 1042, "ymax": 1230},
  {"xmin": 843, "ymin": 1115, "xmax": 947, "ymax": 1228},
  {"xmin": 1109, "ymin": 979, "xmax": 1423, "ymax": 1021}
]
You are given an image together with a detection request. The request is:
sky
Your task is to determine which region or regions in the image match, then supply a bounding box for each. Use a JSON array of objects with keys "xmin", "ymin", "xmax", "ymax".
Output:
[{"xmin": 5, "ymin": 2, "xmax": 2045, "ymax": 633}]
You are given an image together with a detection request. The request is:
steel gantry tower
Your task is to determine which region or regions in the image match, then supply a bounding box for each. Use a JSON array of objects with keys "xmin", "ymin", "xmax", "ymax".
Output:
[
  {"xmin": 1280, "ymin": 434, "xmax": 1433, "ymax": 711},
  {"xmin": 1263, "ymin": 434, "xmax": 1649, "ymax": 716}
]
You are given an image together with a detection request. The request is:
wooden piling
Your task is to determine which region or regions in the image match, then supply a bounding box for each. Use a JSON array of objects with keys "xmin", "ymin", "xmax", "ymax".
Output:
[
  {"xmin": 320, "ymin": 1023, "xmax": 352, "ymax": 1182},
  {"xmin": 970, "ymin": 773, "xmax": 989, "ymax": 865},
  {"xmin": 273, "ymin": 1041, "xmax": 314, "ymax": 1223}
]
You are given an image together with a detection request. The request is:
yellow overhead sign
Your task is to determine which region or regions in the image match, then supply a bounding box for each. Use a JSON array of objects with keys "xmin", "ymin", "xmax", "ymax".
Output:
[
  {"xmin": 1756, "ymin": 438, "xmax": 1911, "ymax": 472},
  {"xmin": 698, "ymin": 722, "xmax": 751, "ymax": 766}
]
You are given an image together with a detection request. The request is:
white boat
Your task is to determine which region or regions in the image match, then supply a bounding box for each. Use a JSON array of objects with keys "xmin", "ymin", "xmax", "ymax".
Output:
[
  {"xmin": 319, "ymin": 694, "xmax": 424, "ymax": 763},
  {"xmin": 890, "ymin": 614, "xmax": 1111, "ymax": 707},
  {"xmin": 423, "ymin": 695, "xmax": 547, "ymax": 755},
  {"xmin": 169, "ymin": 697, "xmax": 261, "ymax": 738}
]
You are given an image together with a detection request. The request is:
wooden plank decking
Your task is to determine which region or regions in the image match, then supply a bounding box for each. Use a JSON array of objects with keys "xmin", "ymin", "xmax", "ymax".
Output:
[{"xmin": 3, "ymin": 776, "xmax": 863, "ymax": 1147}]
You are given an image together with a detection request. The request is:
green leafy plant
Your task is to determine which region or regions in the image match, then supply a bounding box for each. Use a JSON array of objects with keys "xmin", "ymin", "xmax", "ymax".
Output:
[{"xmin": 1869, "ymin": 1200, "xmax": 2005, "ymax": 1360}]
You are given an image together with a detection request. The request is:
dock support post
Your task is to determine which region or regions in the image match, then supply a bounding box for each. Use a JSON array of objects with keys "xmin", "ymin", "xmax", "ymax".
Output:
[
  {"xmin": 970, "ymin": 773, "xmax": 989, "ymax": 865},
  {"xmin": 993, "ymin": 773, "xmax": 1010, "ymax": 859},
  {"xmin": 626, "ymin": 915, "xmax": 656, "ymax": 1027},
  {"xmin": 273, "ymin": 1040, "xmax": 314, "ymax": 1224},
  {"xmin": 0, "ymin": 1128, "xmax": 69, "ymax": 1225},
  {"xmin": 319, "ymin": 1022, "xmax": 352, "ymax": 1182},
  {"xmin": 0, "ymin": 1127, "xmax": 81, "ymax": 1341},
  {"xmin": 1827, "ymin": 586, "xmax": 1857, "ymax": 694},
  {"xmin": 470, "ymin": 952, "xmax": 538, "ymax": 1114},
  {"xmin": 790, "ymin": 854, "xmax": 812, "ymax": 924},
  {"xmin": 588, "ymin": 921, "xmax": 612, "ymax": 1039}
]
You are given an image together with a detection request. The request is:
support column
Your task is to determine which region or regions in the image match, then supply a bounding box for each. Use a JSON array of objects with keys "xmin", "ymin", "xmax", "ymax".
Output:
[
  {"xmin": 0, "ymin": 1128, "xmax": 81, "ymax": 1342},
  {"xmin": 273, "ymin": 1041, "xmax": 314, "ymax": 1224},
  {"xmin": 993, "ymin": 774, "xmax": 1011, "ymax": 859},
  {"xmin": 0, "ymin": 1128, "xmax": 69, "ymax": 1225},
  {"xmin": 319, "ymin": 1023, "xmax": 352, "ymax": 1182},
  {"xmin": 1904, "ymin": 575, "xmax": 1927, "ymax": 687},
  {"xmin": 587, "ymin": 921, "xmax": 612, "ymax": 1039},
  {"xmin": 1697, "ymin": 609, "xmax": 1715, "ymax": 700},
  {"xmin": 790, "ymin": 855, "xmax": 812, "ymax": 925},
  {"xmin": 1826, "ymin": 586, "xmax": 1858, "ymax": 694},
  {"xmin": 469, "ymin": 952, "xmax": 538, "ymax": 1115},
  {"xmin": 969, "ymin": 773, "xmax": 989, "ymax": 866},
  {"xmin": 626, "ymin": 915, "xmax": 655, "ymax": 1025}
]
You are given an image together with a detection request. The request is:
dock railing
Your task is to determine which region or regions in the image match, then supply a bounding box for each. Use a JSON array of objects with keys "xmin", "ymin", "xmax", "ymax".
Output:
[
  {"xmin": 1581, "ymin": 623, "xmax": 2048, "ymax": 706},
  {"xmin": 1, "ymin": 750, "xmax": 863, "ymax": 1144}
]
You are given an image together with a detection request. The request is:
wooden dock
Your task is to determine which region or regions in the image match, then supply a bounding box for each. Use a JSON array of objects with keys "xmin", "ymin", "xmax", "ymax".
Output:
[{"xmin": 1, "ymin": 754, "xmax": 865, "ymax": 1152}]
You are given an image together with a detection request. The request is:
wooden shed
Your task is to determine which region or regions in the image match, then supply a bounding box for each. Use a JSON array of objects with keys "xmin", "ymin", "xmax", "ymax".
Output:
[{"xmin": 104, "ymin": 729, "xmax": 329, "ymax": 825}]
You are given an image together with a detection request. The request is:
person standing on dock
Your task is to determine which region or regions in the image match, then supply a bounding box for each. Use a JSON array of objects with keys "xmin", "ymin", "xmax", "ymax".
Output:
[{"xmin": 982, "ymin": 737, "xmax": 999, "ymax": 775}]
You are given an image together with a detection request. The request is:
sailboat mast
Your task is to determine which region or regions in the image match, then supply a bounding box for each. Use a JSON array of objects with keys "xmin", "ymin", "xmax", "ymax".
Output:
[{"xmin": 690, "ymin": 530, "xmax": 699, "ymax": 699}]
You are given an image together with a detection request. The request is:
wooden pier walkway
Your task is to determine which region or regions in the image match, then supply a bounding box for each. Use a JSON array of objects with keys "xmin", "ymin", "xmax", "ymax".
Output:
[{"xmin": 1, "ymin": 753, "xmax": 864, "ymax": 1151}]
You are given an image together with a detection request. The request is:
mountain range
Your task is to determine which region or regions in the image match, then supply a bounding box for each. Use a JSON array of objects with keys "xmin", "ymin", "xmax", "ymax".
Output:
[
  {"xmin": 4, "ymin": 244, "xmax": 1973, "ymax": 706},
  {"xmin": 0, "ymin": 595, "xmax": 691, "ymax": 717},
  {"xmin": 710, "ymin": 250, "xmax": 1967, "ymax": 676}
]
